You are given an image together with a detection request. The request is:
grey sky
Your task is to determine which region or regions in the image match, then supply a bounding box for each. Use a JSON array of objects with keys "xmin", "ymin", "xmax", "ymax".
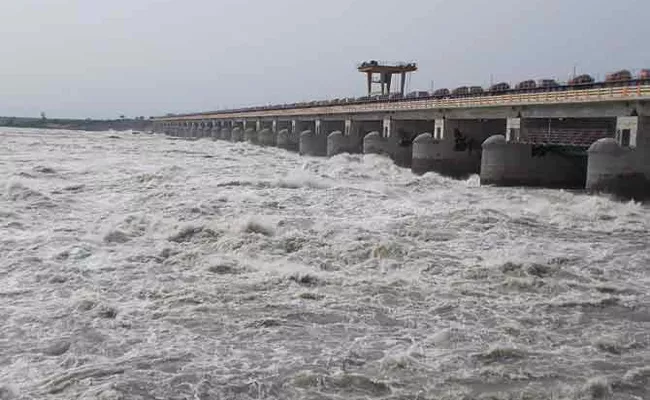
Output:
[{"xmin": 1, "ymin": 0, "xmax": 648, "ymax": 119}]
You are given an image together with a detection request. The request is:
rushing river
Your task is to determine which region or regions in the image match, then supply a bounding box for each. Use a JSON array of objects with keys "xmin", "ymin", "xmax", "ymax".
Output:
[{"xmin": 1, "ymin": 128, "xmax": 649, "ymax": 400}]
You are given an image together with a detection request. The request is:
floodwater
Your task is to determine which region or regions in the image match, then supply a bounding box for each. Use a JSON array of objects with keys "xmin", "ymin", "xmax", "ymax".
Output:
[{"xmin": 1, "ymin": 128, "xmax": 649, "ymax": 400}]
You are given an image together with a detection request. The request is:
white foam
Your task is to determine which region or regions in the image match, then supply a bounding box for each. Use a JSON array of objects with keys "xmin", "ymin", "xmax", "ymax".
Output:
[{"xmin": 1, "ymin": 128, "xmax": 648, "ymax": 399}]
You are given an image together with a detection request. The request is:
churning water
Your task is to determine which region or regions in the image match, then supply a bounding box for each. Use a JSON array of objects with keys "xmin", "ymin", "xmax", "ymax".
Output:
[{"xmin": 1, "ymin": 128, "xmax": 649, "ymax": 400}]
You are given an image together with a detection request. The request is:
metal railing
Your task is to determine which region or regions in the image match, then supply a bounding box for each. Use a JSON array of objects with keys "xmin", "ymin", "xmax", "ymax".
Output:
[{"xmin": 156, "ymin": 83, "xmax": 650, "ymax": 121}]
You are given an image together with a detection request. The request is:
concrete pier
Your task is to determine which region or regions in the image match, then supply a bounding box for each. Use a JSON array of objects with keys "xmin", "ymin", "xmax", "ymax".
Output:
[
  {"xmin": 412, "ymin": 118, "xmax": 503, "ymax": 177},
  {"xmin": 244, "ymin": 127, "xmax": 257, "ymax": 144},
  {"xmin": 481, "ymin": 135, "xmax": 587, "ymax": 188},
  {"xmin": 363, "ymin": 131, "xmax": 385, "ymax": 155},
  {"xmin": 299, "ymin": 130, "xmax": 327, "ymax": 156},
  {"xmin": 211, "ymin": 124, "xmax": 220, "ymax": 140},
  {"xmin": 231, "ymin": 127, "xmax": 244, "ymax": 142},
  {"xmin": 154, "ymin": 81, "xmax": 650, "ymax": 201},
  {"xmin": 276, "ymin": 129, "xmax": 298, "ymax": 151},
  {"xmin": 327, "ymin": 131, "xmax": 353, "ymax": 156},
  {"xmin": 586, "ymin": 116, "xmax": 650, "ymax": 200},
  {"xmin": 258, "ymin": 128, "xmax": 276, "ymax": 146}
]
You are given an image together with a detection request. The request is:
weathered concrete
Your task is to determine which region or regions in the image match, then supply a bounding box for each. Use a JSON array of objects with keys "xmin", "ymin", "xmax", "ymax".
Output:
[
  {"xmin": 244, "ymin": 128, "xmax": 258, "ymax": 144},
  {"xmin": 411, "ymin": 133, "xmax": 482, "ymax": 178},
  {"xmin": 276, "ymin": 129, "xmax": 298, "ymax": 151},
  {"xmin": 363, "ymin": 131, "xmax": 387, "ymax": 155},
  {"xmin": 586, "ymin": 117, "xmax": 650, "ymax": 200},
  {"xmin": 328, "ymin": 131, "xmax": 361, "ymax": 156},
  {"xmin": 211, "ymin": 126, "xmax": 220, "ymax": 140},
  {"xmin": 481, "ymin": 135, "xmax": 587, "ymax": 188},
  {"xmin": 346, "ymin": 120, "xmax": 381, "ymax": 153},
  {"xmin": 220, "ymin": 127, "xmax": 231, "ymax": 141},
  {"xmin": 258, "ymin": 128, "xmax": 276, "ymax": 146},
  {"xmin": 384, "ymin": 120, "xmax": 431, "ymax": 167},
  {"xmin": 299, "ymin": 130, "xmax": 327, "ymax": 156},
  {"xmin": 231, "ymin": 127, "xmax": 244, "ymax": 142},
  {"xmin": 411, "ymin": 118, "xmax": 501, "ymax": 177}
]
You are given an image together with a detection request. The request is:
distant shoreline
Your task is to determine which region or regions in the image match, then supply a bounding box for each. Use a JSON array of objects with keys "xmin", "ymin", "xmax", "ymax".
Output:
[{"xmin": 0, "ymin": 116, "xmax": 153, "ymax": 132}]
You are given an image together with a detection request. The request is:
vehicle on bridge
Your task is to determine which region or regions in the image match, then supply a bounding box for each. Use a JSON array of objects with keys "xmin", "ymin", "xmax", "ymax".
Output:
[
  {"xmin": 432, "ymin": 88, "xmax": 450, "ymax": 97},
  {"xmin": 568, "ymin": 74, "xmax": 595, "ymax": 86},
  {"xmin": 515, "ymin": 80, "xmax": 536, "ymax": 90},
  {"xmin": 165, "ymin": 65, "xmax": 650, "ymax": 116},
  {"xmin": 452, "ymin": 86, "xmax": 470, "ymax": 96},
  {"xmin": 469, "ymin": 86, "xmax": 484, "ymax": 95},
  {"xmin": 538, "ymin": 79, "xmax": 560, "ymax": 89},
  {"xmin": 489, "ymin": 82, "xmax": 510, "ymax": 93},
  {"xmin": 605, "ymin": 69, "xmax": 632, "ymax": 82}
]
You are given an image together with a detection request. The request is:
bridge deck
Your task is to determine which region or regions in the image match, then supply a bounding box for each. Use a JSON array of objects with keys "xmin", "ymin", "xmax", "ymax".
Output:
[{"xmin": 156, "ymin": 84, "xmax": 650, "ymax": 121}]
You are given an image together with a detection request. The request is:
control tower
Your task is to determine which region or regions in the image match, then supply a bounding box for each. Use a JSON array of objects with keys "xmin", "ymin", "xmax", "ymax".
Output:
[{"xmin": 358, "ymin": 60, "xmax": 417, "ymax": 97}]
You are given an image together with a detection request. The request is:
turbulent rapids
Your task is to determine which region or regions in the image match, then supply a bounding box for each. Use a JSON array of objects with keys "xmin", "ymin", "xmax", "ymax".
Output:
[{"xmin": 1, "ymin": 128, "xmax": 649, "ymax": 400}]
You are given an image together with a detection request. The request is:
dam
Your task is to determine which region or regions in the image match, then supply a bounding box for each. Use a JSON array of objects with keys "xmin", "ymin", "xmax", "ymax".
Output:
[{"xmin": 152, "ymin": 62, "xmax": 650, "ymax": 200}]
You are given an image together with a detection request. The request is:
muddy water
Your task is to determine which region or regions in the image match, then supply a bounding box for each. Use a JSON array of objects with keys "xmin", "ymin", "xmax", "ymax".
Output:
[{"xmin": 1, "ymin": 128, "xmax": 649, "ymax": 399}]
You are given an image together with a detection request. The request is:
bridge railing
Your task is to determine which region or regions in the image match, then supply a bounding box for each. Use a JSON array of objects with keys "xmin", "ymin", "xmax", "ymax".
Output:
[{"xmin": 157, "ymin": 83, "xmax": 650, "ymax": 120}]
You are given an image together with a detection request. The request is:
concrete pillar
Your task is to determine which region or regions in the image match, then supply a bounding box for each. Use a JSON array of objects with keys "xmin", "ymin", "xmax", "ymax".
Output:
[
  {"xmin": 244, "ymin": 127, "xmax": 257, "ymax": 144},
  {"xmin": 211, "ymin": 121, "xmax": 220, "ymax": 139},
  {"xmin": 327, "ymin": 131, "xmax": 347, "ymax": 156},
  {"xmin": 276, "ymin": 129, "xmax": 297, "ymax": 151},
  {"xmin": 305, "ymin": 120, "xmax": 343, "ymax": 156},
  {"xmin": 386, "ymin": 120, "xmax": 433, "ymax": 168},
  {"xmin": 220, "ymin": 126, "xmax": 231, "ymax": 141},
  {"xmin": 505, "ymin": 118, "xmax": 521, "ymax": 142},
  {"xmin": 231, "ymin": 126, "xmax": 244, "ymax": 142},
  {"xmin": 258, "ymin": 128, "xmax": 275, "ymax": 146},
  {"xmin": 412, "ymin": 118, "xmax": 503, "ymax": 178},
  {"xmin": 481, "ymin": 135, "xmax": 587, "ymax": 188},
  {"xmin": 299, "ymin": 130, "xmax": 326, "ymax": 156},
  {"xmin": 586, "ymin": 116, "xmax": 650, "ymax": 200},
  {"xmin": 363, "ymin": 131, "xmax": 386, "ymax": 155},
  {"xmin": 411, "ymin": 132, "xmax": 438, "ymax": 173},
  {"xmin": 327, "ymin": 120, "xmax": 362, "ymax": 156},
  {"xmin": 203, "ymin": 121, "xmax": 212, "ymax": 138},
  {"xmin": 287, "ymin": 120, "xmax": 313, "ymax": 152}
]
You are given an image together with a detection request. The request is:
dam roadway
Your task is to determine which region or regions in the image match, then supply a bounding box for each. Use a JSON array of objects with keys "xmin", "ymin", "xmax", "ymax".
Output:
[{"xmin": 153, "ymin": 83, "xmax": 650, "ymax": 200}]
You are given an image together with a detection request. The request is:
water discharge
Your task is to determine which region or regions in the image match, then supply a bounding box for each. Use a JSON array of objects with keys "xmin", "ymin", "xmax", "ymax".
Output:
[{"xmin": 0, "ymin": 128, "xmax": 649, "ymax": 399}]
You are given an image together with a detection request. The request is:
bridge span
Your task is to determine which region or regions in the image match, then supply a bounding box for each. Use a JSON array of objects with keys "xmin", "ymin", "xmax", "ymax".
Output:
[{"xmin": 153, "ymin": 83, "xmax": 650, "ymax": 200}]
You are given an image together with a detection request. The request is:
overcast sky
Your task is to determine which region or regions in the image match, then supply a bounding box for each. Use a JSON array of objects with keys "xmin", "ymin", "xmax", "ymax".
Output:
[{"xmin": 1, "ymin": 0, "xmax": 648, "ymax": 119}]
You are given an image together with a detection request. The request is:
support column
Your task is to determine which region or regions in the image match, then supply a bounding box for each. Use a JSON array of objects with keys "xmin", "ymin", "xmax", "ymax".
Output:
[
  {"xmin": 587, "ymin": 116, "xmax": 650, "ymax": 200},
  {"xmin": 300, "ymin": 119, "xmax": 334, "ymax": 156},
  {"xmin": 220, "ymin": 121, "xmax": 232, "ymax": 141},
  {"xmin": 211, "ymin": 121, "xmax": 220, "ymax": 139},
  {"xmin": 328, "ymin": 119, "xmax": 360, "ymax": 156},
  {"xmin": 279, "ymin": 120, "xmax": 310, "ymax": 152},
  {"xmin": 231, "ymin": 121, "xmax": 244, "ymax": 142},
  {"xmin": 258, "ymin": 120, "xmax": 275, "ymax": 146},
  {"xmin": 275, "ymin": 120, "xmax": 293, "ymax": 150},
  {"xmin": 387, "ymin": 119, "xmax": 432, "ymax": 168},
  {"xmin": 366, "ymin": 72, "xmax": 372, "ymax": 96},
  {"xmin": 244, "ymin": 120, "xmax": 258, "ymax": 143},
  {"xmin": 412, "ymin": 118, "xmax": 503, "ymax": 177}
]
